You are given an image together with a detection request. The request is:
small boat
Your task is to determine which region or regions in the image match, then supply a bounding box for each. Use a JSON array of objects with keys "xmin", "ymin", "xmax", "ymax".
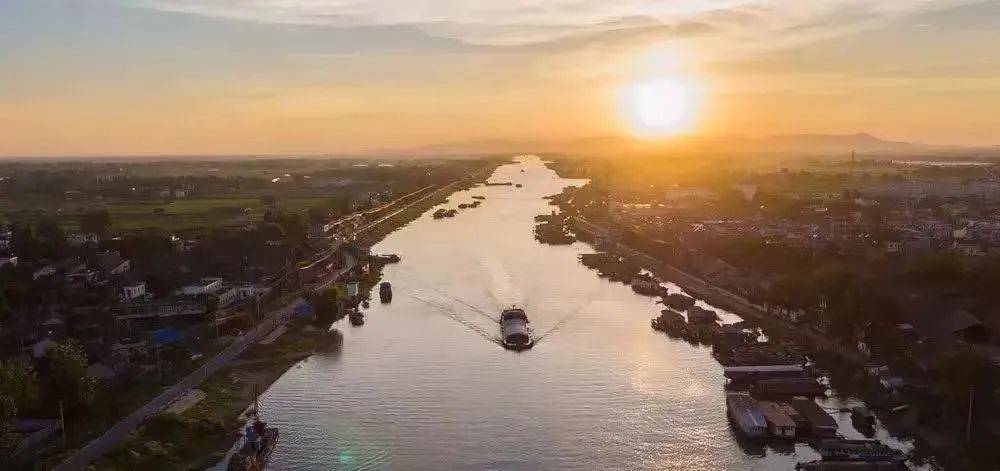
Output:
[
  {"xmin": 374, "ymin": 253, "xmax": 401, "ymax": 263},
  {"xmin": 500, "ymin": 307, "xmax": 533, "ymax": 351},
  {"xmin": 850, "ymin": 407, "xmax": 876, "ymax": 437},
  {"xmin": 818, "ymin": 439, "xmax": 904, "ymax": 463},
  {"xmin": 515, "ymin": 183, "xmax": 523, "ymax": 188},
  {"xmin": 348, "ymin": 308, "xmax": 364, "ymax": 326},
  {"xmin": 472, "ymin": 196, "xmax": 486, "ymax": 200},
  {"xmin": 228, "ymin": 386, "xmax": 278, "ymax": 471},
  {"xmin": 630, "ymin": 276, "xmax": 660, "ymax": 295},
  {"xmin": 379, "ymin": 282, "xmax": 392, "ymax": 303}
]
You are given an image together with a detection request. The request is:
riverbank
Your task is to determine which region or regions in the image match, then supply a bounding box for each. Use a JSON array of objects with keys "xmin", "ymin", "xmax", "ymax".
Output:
[
  {"xmin": 75, "ymin": 163, "xmax": 502, "ymax": 470},
  {"xmin": 90, "ymin": 325, "xmax": 342, "ymax": 470},
  {"xmin": 538, "ymin": 188, "xmax": 939, "ymax": 469}
]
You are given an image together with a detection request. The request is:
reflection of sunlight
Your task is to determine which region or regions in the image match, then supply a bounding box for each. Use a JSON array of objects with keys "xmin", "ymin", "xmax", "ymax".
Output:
[{"xmin": 627, "ymin": 346, "xmax": 707, "ymax": 400}]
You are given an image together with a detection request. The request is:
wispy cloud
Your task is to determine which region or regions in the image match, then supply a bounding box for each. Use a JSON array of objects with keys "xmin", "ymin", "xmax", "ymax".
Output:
[{"xmin": 132, "ymin": 0, "xmax": 965, "ymax": 50}]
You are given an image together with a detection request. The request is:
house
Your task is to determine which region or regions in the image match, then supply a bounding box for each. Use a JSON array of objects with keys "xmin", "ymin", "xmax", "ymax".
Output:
[
  {"xmin": 66, "ymin": 270, "xmax": 96, "ymax": 285},
  {"xmin": 86, "ymin": 363, "xmax": 117, "ymax": 381},
  {"xmin": 943, "ymin": 310, "xmax": 990, "ymax": 343},
  {"xmin": 953, "ymin": 241, "xmax": 985, "ymax": 257},
  {"xmin": 32, "ymin": 264, "xmax": 58, "ymax": 280},
  {"xmin": 111, "ymin": 340, "xmax": 149, "ymax": 366},
  {"xmin": 212, "ymin": 285, "xmax": 240, "ymax": 308},
  {"xmin": 31, "ymin": 338, "xmax": 58, "ymax": 359},
  {"xmin": 179, "ymin": 277, "xmax": 224, "ymax": 296},
  {"xmin": 879, "ymin": 376, "xmax": 906, "ymax": 394},
  {"xmin": 66, "ymin": 232, "xmax": 100, "ymax": 247},
  {"xmin": 121, "ymin": 282, "xmax": 147, "ymax": 301},
  {"xmin": 94, "ymin": 251, "xmax": 130, "ymax": 276},
  {"xmin": 122, "ymin": 299, "xmax": 207, "ymax": 320}
]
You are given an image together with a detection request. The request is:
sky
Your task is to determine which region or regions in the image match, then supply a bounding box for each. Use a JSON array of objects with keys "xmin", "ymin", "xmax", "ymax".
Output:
[{"xmin": 1, "ymin": 0, "xmax": 999, "ymax": 156}]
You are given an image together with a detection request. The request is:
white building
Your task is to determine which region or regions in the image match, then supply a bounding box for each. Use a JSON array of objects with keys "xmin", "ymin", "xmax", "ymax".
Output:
[
  {"xmin": 179, "ymin": 277, "xmax": 224, "ymax": 296},
  {"xmin": 122, "ymin": 282, "xmax": 147, "ymax": 301}
]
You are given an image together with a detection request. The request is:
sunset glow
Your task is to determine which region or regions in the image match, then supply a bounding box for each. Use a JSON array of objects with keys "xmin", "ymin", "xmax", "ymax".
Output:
[{"xmin": 620, "ymin": 78, "xmax": 701, "ymax": 139}]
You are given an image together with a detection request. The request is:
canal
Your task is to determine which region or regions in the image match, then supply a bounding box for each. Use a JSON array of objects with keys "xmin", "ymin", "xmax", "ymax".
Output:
[{"xmin": 258, "ymin": 156, "xmax": 916, "ymax": 470}]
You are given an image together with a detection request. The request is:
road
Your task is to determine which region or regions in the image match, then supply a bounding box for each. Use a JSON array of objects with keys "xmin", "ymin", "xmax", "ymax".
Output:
[
  {"xmin": 53, "ymin": 263, "xmax": 360, "ymax": 469},
  {"xmin": 53, "ymin": 178, "xmax": 465, "ymax": 470}
]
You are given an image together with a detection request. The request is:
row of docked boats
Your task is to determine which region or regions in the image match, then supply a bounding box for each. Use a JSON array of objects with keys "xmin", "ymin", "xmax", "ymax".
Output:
[{"xmin": 723, "ymin": 365, "xmax": 905, "ymax": 469}]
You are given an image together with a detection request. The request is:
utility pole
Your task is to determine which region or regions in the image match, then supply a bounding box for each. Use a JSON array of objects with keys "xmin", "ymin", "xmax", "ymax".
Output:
[
  {"xmin": 966, "ymin": 386, "xmax": 974, "ymax": 443},
  {"xmin": 59, "ymin": 401, "xmax": 66, "ymax": 447}
]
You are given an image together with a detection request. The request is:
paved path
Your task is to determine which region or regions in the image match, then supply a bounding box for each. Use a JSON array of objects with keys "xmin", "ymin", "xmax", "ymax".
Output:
[
  {"xmin": 53, "ymin": 258, "xmax": 358, "ymax": 470},
  {"xmin": 53, "ymin": 179, "xmax": 464, "ymax": 470}
]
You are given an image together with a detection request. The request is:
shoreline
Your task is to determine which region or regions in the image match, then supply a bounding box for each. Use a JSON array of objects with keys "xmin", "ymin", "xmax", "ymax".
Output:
[{"xmin": 82, "ymin": 163, "xmax": 502, "ymax": 470}]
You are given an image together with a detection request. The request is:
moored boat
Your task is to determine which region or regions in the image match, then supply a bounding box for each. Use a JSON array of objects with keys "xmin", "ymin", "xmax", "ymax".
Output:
[
  {"xmin": 228, "ymin": 386, "xmax": 278, "ymax": 471},
  {"xmin": 851, "ymin": 407, "xmax": 876, "ymax": 437},
  {"xmin": 726, "ymin": 392, "xmax": 767, "ymax": 438},
  {"xmin": 379, "ymin": 281, "xmax": 392, "ymax": 303},
  {"xmin": 500, "ymin": 307, "xmax": 533, "ymax": 351},
  {"xmin": 348, "ymin": 308, "xmax": 364, "ymax": 326}
]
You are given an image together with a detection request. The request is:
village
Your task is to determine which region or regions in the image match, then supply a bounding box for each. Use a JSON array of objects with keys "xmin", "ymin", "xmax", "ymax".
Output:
[
  {"xmin": 542, "ymin": 156, "xmax": 1000, "ymax": 470},
  {"xmin": 0, "ymin": 157, "xmax": 500, "ymax": 467}
]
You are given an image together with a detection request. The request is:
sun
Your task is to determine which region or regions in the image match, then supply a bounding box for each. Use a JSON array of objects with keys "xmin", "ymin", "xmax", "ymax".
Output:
[{"xmin": 619, "ymin": 78, "xmax": 700, "ymax": 139}]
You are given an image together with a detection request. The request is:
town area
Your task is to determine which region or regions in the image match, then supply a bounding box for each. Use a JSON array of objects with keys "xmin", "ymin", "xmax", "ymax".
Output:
[{"xmin": 541, "ymin": 153, "xmax": 1000, "ymax": 470}]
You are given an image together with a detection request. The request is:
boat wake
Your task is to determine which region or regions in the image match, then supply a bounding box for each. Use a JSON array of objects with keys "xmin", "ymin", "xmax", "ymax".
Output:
[
  {"xmin": 406, "ymin": 292, "xmax": 504, "ymax": 346},
  {"xmin": 532, "ymin": 296, "xmax": 596, "ymax": 344}
]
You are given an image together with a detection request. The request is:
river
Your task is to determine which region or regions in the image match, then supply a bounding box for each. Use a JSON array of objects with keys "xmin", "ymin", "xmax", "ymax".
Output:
[{"xmin": 257, "ymin": 156, "xmax": 918, "ymax": 470}]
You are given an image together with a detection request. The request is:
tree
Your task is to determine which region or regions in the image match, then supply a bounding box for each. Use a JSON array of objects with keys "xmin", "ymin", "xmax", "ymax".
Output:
[
  {"xmin": 328, "ymin": 195, "xmax": 351, "ymax": 216},
  {"xmin": 43, "ymin": 340, "xmax": 96, "ymax": 413},
  {"xmin": 0, "ymin": 359, "xmax": 38, "ymax": 412},
  {"xmin": 0, "ymin": 395, "xmax": 14, "ymax": 458},
  {"xmin": 80, "ymin": 209, "xmax": 112, "ymax": 236},
  {"xmin": 309, "ymin": 288, "xmax": 344, "ymax": 323},
  {"xmin": 34, "ymin": 218, "xmax": 65, "ymax": 242},
  {"xmin": 905, "ymin": 251, "xmax": 964, "ymax": 283},
  {"xmin": 933, "ymin": 346, "xmax": 998, "ymax": 441}
]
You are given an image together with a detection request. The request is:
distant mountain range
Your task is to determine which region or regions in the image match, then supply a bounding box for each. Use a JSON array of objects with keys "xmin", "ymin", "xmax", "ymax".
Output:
[{"xmin": 380, "ymin": 133, "xmax": 999, "ymax": 159}]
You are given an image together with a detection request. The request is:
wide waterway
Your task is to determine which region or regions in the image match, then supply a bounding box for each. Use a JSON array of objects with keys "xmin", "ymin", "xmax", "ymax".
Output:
[{"xmin": 258, "ymin": 156, "xmax": 919, "ymax": 470}]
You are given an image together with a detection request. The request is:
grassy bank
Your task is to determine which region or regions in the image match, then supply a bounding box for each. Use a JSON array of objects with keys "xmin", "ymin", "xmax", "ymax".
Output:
[{"xmin": 89, "ymin": 324, "xmax": 341, "ymax": 470}]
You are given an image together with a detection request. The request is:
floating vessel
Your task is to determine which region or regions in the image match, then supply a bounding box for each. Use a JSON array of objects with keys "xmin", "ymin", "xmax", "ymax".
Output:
[
  {"xmin": 500, "ymin": 307, "xmax": 533, "ymax": 351},
  {"xmin": 379, "ymin": 282, "xmax": 392, "ymax": 303},
  {"xmin": 228, "ymin": 386, "xmax": 278, "ymax": 471},
  {"xmin": 373, "ymin": 253, "xmax": 401, "ymax": 264},
  {"xmin": 726, "ymin": 392, "xmax": 767, "ymax": 438},
  {"xmin": 630, "ymin": 276, "xmax": 661, "ymax": 295},
  {"xmin": 850, "ymin": 407, "xmax": 876, "ymax": 437},
  {"xmin": 818, "ymin": 439, "xmax": 904, "ymax": 463},
  {"xmin": 348, "ymin": 308, "xmax": 364, "ymax": 326}
]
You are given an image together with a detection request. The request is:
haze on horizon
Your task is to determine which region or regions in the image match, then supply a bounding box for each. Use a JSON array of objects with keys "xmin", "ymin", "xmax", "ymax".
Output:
[{"xmin": 2, "ymin": 0, "xmax": 1000, "ymax": 157}]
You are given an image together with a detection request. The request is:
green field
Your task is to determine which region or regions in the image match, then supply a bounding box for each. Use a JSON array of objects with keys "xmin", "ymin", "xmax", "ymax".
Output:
[{"xmin": 0, "ymin": 195, "xmax": 337, "ymax": 233}]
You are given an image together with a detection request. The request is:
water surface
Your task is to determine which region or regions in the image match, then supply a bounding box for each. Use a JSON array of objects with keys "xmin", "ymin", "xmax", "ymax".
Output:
[{"xmin": 260, "ymin": 156, "xmax": 904, "ymax": 470}]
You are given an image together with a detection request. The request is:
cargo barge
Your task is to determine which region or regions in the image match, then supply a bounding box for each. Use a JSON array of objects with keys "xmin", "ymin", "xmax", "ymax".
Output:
[{"xmin": 500, "ymin": 307, "xmax": 533, "ymax": 351}]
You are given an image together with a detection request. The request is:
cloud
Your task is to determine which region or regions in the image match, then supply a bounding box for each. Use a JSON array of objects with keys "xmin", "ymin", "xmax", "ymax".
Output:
[{"xmin": 131, "ymin": 0, "xmax": 967, "ymax": 51}]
